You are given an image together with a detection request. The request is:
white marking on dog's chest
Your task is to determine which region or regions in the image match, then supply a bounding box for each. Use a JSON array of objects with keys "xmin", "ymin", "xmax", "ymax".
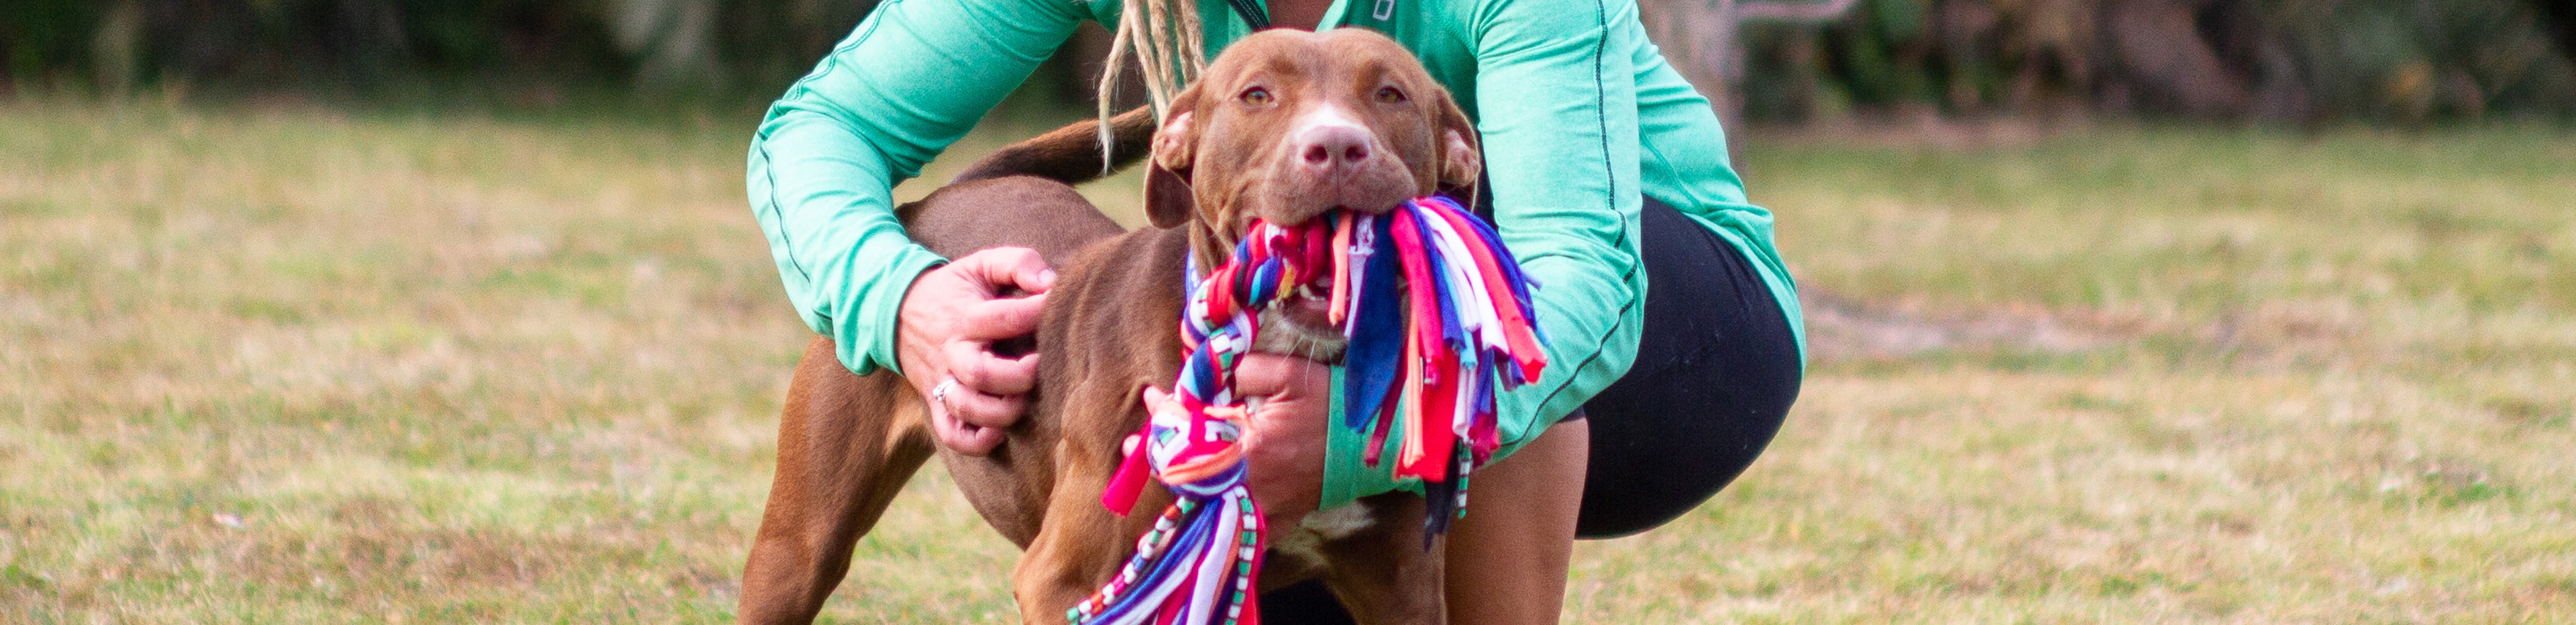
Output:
[
  {"xmin": 1299, "ymin": 503, "xmax": 1380, "ymax": 539},
  {"xmin": 1267, "ymin": 503, "xmax": 1385, "ymax": 564}
]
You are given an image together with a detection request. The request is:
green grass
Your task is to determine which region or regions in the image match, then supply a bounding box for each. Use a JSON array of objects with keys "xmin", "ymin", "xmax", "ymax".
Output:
[{"xmin": 2, "ymin": 94, "xmax": 2569, "ymax": 622}]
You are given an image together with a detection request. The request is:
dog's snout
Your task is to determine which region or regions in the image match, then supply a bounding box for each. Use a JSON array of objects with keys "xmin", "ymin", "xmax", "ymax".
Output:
[
  {"xmin": 1298, "ymin": 125, "xmax": 1371, "ymax": 170},
  {"xmin": 1290, "ymin": 109, "xmax": 1375, "ymax": 178}
]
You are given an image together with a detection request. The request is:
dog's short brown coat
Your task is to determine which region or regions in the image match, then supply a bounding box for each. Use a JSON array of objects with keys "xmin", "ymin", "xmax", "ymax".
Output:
[{"xmin": 739, "ymin": 30, "xmax": 1487, "ymax": 624}]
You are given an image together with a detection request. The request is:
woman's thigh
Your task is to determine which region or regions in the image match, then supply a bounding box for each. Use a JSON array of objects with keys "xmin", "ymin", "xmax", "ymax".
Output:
[{"xmin": 1572, "ymin": 199, "xmax": 1803, "ymax": 538}]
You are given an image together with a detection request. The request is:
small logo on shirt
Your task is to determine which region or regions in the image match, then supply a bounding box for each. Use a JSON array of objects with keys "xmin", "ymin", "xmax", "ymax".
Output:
[{"xmin": 1373, "ymin": 0, "xmax": 1395, "ymax": 20}]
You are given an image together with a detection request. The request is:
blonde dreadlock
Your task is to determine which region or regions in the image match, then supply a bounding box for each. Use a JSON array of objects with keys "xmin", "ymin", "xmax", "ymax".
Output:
[{"xmin": 1097, "ymin": 0, "xmax": 1209, "ymax": 162}]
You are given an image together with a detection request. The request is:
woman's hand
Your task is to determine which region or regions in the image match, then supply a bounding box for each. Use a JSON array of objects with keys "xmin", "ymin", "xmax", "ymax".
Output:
[
  {"xmin": 897, "ymin": 247, "xmax": 1055, "ymax": 455},
  {"xmin": 1141, "ymin": 353, "xmax": 1334, "ymax": 525}
]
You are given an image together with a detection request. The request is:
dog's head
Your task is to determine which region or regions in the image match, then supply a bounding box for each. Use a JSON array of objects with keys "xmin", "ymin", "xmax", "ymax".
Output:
[{"xmin": 1145, "ymin": 28, "xmax": 1481, "ymax": 259}]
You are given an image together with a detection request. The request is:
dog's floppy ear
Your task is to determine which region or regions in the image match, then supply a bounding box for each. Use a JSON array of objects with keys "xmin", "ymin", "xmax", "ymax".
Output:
[
  {"xmin": 1144, "ymin": 91, "xmax": 1202, "ymax": 229},
  {"xmin": 1432, "ymin": 93, "xmax": 1482, "ymax": 194},
  {"xmin": 1144, "ymin": 160, "xmax": 1193, "ymax": 229}
]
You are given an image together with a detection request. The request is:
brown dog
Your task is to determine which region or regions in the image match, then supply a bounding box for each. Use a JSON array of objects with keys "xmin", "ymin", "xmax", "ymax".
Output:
[{"xmin": 741, "ymin": 29, "xmax": 1485, "ymax": 624}]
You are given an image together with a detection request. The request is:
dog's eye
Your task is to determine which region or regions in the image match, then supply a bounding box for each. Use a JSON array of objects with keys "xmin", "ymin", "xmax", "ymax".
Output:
[
  {"xmin": 1375, "ymin": 86, "xmax": 1407, "ymax": 104},
  {"xmin": 1240, "ymin": 87, "xmax": 1273, "ymax": 105}
]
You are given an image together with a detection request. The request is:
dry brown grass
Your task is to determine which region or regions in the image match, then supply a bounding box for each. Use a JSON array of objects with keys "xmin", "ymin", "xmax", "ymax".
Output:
[{"xmin": 2, "ymin": 96, "xmax": 2569, "ymax": 622}]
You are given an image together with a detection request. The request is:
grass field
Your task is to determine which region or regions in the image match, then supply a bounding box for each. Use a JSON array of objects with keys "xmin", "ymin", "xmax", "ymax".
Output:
[{"xmin": 3, "ymin": 95, "xmax": 2571, "ymax": 623}]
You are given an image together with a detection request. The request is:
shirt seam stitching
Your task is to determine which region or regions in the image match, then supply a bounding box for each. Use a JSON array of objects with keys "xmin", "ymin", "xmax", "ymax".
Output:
[
  {"xmin": 1532, "ymin": 0, "xmax": 1635, "ymax": 418},
  {"xmin": 755, "ymin": 139, "xmax": 815, "ymax": 288}
]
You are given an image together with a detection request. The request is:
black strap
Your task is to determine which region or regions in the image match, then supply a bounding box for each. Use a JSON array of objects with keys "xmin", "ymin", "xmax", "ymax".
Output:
[{"xmin": 1224, "ymin": 0, "xmax": 1271, "ymax": 30}]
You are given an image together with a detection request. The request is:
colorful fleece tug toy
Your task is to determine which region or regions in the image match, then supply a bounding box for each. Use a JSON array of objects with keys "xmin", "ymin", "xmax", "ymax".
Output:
[{"xmin": 1071, "ymin": 195, "xmax": 1548, "ymax": 625}]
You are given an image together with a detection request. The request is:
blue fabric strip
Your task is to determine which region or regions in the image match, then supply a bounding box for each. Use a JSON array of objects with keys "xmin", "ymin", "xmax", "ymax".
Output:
[{"xmin": 1342, "ymin": 216, "xmax": 1404, "ymax": 432}]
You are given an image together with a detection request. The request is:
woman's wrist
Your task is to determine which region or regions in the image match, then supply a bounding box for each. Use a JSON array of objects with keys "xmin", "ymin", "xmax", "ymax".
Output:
[{"xmin": 893, "ymin": 262, "xmax": 955, "ymax": 381}]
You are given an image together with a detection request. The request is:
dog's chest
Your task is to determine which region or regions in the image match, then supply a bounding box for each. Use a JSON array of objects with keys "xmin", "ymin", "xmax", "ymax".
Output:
[{"xmin": 1264, "ymin": 502, "xmax": 1386, "ymax": 571}]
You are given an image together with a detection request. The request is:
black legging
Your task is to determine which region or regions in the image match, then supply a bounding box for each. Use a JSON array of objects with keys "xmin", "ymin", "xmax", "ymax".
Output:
[
  {"xmin": 1260, "ymin": 198, "xmax": 1803, "ymax": 621},
  {"xmin": 1572, "ymin": 197, "xmax": 1803, "ymax": 537}
]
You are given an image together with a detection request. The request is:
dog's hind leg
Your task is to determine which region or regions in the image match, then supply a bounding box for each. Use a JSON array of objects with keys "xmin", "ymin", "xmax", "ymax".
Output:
[{"xmin": 740, "ymin": 337, "xmax": 936, "ymax": 625}]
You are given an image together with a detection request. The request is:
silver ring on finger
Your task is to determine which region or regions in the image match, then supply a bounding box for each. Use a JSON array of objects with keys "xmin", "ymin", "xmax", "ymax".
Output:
[{"xmin": 932, "ymin": 378, "xmax": 961, "ymax": 414}]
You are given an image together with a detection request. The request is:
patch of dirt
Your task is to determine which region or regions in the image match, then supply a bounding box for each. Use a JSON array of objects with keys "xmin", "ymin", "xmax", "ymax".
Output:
[{"xmin": 1799, "ymin": 290, "xmax": 2113, "ymax": 362}]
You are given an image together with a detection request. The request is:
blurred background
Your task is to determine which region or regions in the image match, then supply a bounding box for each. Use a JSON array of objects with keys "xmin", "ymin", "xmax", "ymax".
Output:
[
  {"xmin": 4, "ymin": 1, "xmax": 2572, "ymax": 622},
  {"xmin": 5, "ymin": 0, "xmax": 2573, "ymax": 123}
]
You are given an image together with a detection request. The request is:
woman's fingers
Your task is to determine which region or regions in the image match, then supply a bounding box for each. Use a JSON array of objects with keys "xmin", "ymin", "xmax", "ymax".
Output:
[
  {"xmin": 944, "ymin": 387, "xmax": 1028, "ymax": 430},
  {"xmin": 959, "ymin": 293, "xmax": 1048, "ymax": 341},
  {"xmin": 1231, "ymin": 353, "xmax": 1332, "ymax": 520},
  {"xmin": 895, "ymin": 248, "xmax": 1061, "ymax": 457},
  {"xmin": 951, "ymin": 246, "xmax": 1058, "ymax": 294},
  {"xmin": 928, "ymin": 393, "xmax": 1007, "ymax": 455},
  {"xmin": 947, "ymin": 341, "xmax": 1038, "ymax": 396},
  {"xmin": 1127, "ymin": 356, "xmax": 1330, "ymax": 518}
]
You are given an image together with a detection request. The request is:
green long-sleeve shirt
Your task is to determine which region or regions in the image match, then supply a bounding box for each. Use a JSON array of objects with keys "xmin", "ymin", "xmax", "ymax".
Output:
[{"xmin": 747, "ymin": 0, "xmax": 1805, "ymax": 504}]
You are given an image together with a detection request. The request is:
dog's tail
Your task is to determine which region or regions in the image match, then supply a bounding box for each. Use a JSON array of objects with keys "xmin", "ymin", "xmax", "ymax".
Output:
[{"xmin": 952, "ymin": 106, "xmax": 1159, "ymax": 186}]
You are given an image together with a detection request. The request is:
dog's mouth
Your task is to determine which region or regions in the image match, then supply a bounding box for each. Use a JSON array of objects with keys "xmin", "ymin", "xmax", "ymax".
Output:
[
  {"xmin": 1330, "ymin": 201, "xmax": 1407, "ymax": 217},
  {"xmin": 1220, "ymin": 206, "xmax": 1378, "ymax": 352},
  {"xmin": 1274, "ymin": 290, "xmax": 1334, "ymax": 327},
  {"xmin": 1258, "ymin": 287, "xmax": 1347, "ymax": 363},
  {"xmin": 1243, "ymin": 162, "xmax": 1418, "ymax": 228},
  {"xmin": 1243, "ymin": 198, "xmax": 1406, "ymax": 242}
]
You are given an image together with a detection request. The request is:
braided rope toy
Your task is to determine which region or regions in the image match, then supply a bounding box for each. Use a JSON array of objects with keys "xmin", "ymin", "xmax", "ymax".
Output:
[{"xmin": 1071, "ymin": 195, "xmax": 1546, "ymax": 625}]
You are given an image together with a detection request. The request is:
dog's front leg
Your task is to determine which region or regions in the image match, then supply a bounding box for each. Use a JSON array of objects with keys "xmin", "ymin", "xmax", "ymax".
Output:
[
  {"xmin": 740, "ymin": 337, "xmax": 937, "ymax": 624},
  {"xmin": 1012, "ymin": 462, "xmax": 1168, "ymax": 625},
  {"xmin": 1438, "ymin": 420, "xmax": 1587, "ymax": 625},
  {"xmin": 1318, "ymin": 494, "xmax": 1448, "ymax": 624}
]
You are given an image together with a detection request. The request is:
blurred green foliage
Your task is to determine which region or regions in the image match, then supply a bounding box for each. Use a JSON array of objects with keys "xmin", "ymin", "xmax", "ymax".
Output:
[
  {"xmin": 0, "ymin": 0, "xmax": 876, "ymax": 99},
  {"xmin": 1739, "ymin": 0, "xmax": 2575, "ymax": 121},
  {"xmin": 3, "ymin": 0, "xmax": 2571, "ymax": 122}
]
